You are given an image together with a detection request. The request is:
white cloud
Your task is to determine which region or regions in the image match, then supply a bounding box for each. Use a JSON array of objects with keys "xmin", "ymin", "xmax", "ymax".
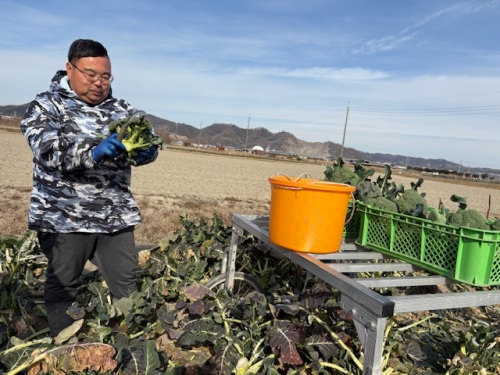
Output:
[{"xmin": 236, "ymin": 67, "xmax": 390, "ymax": 80}]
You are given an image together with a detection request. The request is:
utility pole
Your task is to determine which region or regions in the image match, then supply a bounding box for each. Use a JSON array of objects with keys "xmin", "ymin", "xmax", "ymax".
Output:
[
  {"xmin": 340, "ymin": 102, "xmax": 350, "ymax": 158},
  {"xmin": 198, "ymin": 121, "xmax": 202, "ymax": 147},
  {"xmin": 244, "ymin": 115, "xmax": 251, "ymax": 155}
]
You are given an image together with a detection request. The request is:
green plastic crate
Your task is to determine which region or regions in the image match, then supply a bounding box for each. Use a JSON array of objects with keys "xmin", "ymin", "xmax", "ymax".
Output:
[
  {"xmin": 356, "ymin": 202, "xmax": 500, "ymax": 286},
  {"xmin": 344, "ymin": 203, "xmax": 361, "ymax": 238}
]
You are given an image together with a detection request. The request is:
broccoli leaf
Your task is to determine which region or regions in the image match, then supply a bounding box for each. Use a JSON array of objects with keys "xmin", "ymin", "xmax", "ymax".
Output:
[{"xmin": 450, "ymin": 195, "xmax": 468, "ymax": 210}]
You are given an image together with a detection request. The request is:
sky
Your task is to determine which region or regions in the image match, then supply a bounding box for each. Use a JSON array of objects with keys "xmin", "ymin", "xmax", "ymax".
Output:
[{"xmin": 1, "ymin": 0, "xmax": 500, "ymax": 169}]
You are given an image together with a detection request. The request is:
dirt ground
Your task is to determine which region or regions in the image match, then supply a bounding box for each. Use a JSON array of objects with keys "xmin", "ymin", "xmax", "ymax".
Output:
[{"xmin": 1, "ymin": 128, "xmax": 499, "ymax": 245}]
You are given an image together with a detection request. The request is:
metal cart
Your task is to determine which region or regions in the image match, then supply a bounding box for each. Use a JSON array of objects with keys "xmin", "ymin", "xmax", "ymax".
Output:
[{"xmin": 219, "ymin": 214, "xmax": 500, "ymax": 375}]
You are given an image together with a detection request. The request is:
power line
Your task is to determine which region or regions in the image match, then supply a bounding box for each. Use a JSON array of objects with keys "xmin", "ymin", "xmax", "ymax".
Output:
[
  {"xmin": 353, "ymin": 104, "xmax": 500, "ymax": 117},
  {"xmin": 238, "ymin": 102, "xmax": 500, "ymax": 129},
  {"xmin": 251, "ymin": 109, "xmax": 346, "ymax": 126}
]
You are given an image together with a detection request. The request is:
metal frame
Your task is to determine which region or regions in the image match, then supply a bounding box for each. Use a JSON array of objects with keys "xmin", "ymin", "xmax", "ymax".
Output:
[{"xmin": 222, "ymin": 214, "xmax": 500, "ymax": 375}]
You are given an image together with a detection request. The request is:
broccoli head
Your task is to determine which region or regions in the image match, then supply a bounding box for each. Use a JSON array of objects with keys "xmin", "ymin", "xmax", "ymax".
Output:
[
  {"xmin": 365, "ymin": 196, "xmax": 398, "ymax": 213},
  {"xmin": 448, "ymin": 209, "xmax": 490, "ymax": 230},
  {"xmin": 324, "ymin": 158, "xmax": 360, "ymax": 186},
  {"xmin": 446, "ymin": 195, "xmax": 490, "ymax": 230},
  {"xmin": 396, "ymin": 189, "xmax": 428, "ymax": 217},
  {"xmin": 328, "ymin": 167, "xmax": 360, "ymax": 186},
  {"xmin": 108, "ymin": 112, "xmax": 163, "ymax": 166}
]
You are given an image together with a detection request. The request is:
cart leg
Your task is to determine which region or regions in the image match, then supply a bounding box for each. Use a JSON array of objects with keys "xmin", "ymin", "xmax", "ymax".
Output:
[
  {"xmin": 224, "ymin": 225, "xmax": 244, "ymax": 290},
  {"xmin": 221, "ymin": 246, "xmax": 229, "ymax": 275},
  {"xmin": 340, "ymin": 296, "xmax": 388, "ymax": 375}
]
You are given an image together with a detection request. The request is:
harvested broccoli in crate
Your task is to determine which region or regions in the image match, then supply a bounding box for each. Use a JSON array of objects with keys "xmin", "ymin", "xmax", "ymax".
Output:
[
  {"xmin": 395, "ymin": 178, "xmax": 428, "ymax": 218},
  {"xmin": 365, "ymin": 196, "xmax": 398, "ymax": 212},
  {"xmin": 427, "ymin": 199, "xmax": 449, "ymax": 224},
  {"xmin": 324, "ymin": 157, "xmax": 362, "ymax": 186},
  {"xmin": 447, "ymin": 195, "xmax": 490, "ymax": 230},
  {"xmin": 324, "ymin": 158, "xmax": 499, "ymax": 230}
]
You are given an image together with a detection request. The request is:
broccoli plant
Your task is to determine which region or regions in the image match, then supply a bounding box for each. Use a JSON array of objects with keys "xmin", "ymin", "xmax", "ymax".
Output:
[
  {"xmin": 364, "ymin": 196, "xmax": 398, "ymax": 212},
  {"xmin": 324, "ymin": 158, "xmax": 377, "ymax": 187},
  {"xmin": 427, "ymin": 199, "xmax": 450, "ymax": 224},
  {"xmin": 426, "ymin": 196, "xmax": 496, "ymax": 230},
  {"xmin": 395, "ymin": 178, "xmax": 428, "ymax": 218},
  {"xmin": 372, "ymin": 164, "xmax": 404, "ymax": 201},
  {"xmin": 324, "ymin": 158, "xmax": 361, "ymax": 186},
  {"xmin": 355, "ymin": 164, "xmax": 403, "ymax": 212},
  {"xmin": 447, "ymin": 195, "xmax": 490, "ymax": 230},
  {"xmin": 353, "ymin": 161, "xmax": 376, "ymax": 183},
  {"xmin": 356, "ymin": 180, "xmax": 382, "ymax": 202},
  {"xmin": 108, "ymin": 111, "xmax": 163, "ymax": 166},
  {"xmin": 325, "ymin": 159, "xmax": 406, "ymax": 213}
]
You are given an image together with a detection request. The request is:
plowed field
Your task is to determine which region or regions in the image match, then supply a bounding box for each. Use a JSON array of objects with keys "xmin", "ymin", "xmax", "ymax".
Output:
[{"xmin": 1, "ymin": 128, "xmax": 499, "ymax": 245}]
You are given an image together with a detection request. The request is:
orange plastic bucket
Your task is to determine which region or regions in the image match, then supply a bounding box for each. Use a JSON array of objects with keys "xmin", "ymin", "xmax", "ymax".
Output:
[{"xmin": 268, "ymin": 175, "xmax": 356, "ymax": 253}]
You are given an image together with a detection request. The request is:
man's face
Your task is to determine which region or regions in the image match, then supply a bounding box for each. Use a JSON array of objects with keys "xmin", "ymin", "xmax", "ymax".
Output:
[{"xmin": 66, "ymin": 56, "xmax": 112, "ymax": 105}]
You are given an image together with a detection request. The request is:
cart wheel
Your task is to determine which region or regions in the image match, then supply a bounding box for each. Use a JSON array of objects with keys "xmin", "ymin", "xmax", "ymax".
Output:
[{"xmin": 206, "ymin": 272, "xmax": 263, "ymax": 296}]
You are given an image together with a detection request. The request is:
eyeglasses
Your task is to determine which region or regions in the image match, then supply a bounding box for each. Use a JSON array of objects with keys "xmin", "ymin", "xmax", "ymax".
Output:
[{"xmin": 70, "ymin": 62, "xmax": 114, "ymax": 83}]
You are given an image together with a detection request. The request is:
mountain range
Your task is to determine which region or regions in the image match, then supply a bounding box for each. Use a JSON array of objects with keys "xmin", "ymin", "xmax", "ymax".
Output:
[{"xmin": 1, "ymin": 103, "xmax": 497, "ymax": 175}]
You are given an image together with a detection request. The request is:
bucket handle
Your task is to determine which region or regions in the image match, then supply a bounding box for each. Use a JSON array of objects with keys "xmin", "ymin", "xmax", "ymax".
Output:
[
  {"xmin": 277, "ymin": 173, "xmax": 312, "ymax": 182},
  {"xmin": 274, "ymin": 185, "xmax": 303, "ymax": 191},
  {"xmin": 277, "ymin": 174, "xmax": 352, "ymax": 189},
  {"xmin": 273, "ymin": 173, "xmax": 312, "ymax": 191},
  {"xmin": 343, "ymin": 192, "xmax": 356, "ymax": 227},
  {"xmin": 309, "ymin": 181, "xmax": 353, "ymax": 188}
]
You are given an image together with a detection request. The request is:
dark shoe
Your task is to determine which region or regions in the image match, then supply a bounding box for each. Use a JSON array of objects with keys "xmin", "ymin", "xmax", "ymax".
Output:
[{"xmin": 45, "ymin": 302, "xmax": 75, "ymax": 337}]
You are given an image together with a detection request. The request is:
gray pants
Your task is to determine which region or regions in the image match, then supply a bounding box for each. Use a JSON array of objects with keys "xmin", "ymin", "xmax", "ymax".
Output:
[{"xmin": 37, "ymin": 226, "xmax": 138, "ymax": 335}]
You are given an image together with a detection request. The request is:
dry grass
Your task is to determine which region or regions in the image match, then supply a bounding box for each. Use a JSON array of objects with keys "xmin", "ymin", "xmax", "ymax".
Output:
[{"xmin": 1, "ymin": 128, "xmax": 499, "ymax": 245}]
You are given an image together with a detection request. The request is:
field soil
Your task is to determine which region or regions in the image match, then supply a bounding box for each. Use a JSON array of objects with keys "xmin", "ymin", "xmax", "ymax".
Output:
[{"xmin": 1, "ymin": 127, "xmax": 499, "ymax": 245}]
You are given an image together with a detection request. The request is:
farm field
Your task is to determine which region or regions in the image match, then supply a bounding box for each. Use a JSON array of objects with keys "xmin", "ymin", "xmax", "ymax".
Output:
[
  {"xmin": 3, "ymin": 126, "xmax": 500, "ymax": 374},
  {"xmin": 1, "ymin": 128, "xmax": 499, "ymax": 245}
]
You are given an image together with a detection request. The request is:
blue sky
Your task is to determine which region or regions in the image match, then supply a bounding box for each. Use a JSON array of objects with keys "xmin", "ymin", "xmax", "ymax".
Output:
[{"xmin": 1, "ymin": 0, "xmax": 500, "ymax": 169}]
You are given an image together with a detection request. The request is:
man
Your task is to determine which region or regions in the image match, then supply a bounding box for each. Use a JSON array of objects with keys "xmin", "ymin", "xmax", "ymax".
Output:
[{"xmin": 20, "ymin": 39, "xmax": 158, "ymax": 336}]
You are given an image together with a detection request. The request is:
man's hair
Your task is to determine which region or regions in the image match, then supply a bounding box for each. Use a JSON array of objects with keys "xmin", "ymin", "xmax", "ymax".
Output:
[{"xmin": 68, "ymin": 39, "xmax": 108, "ymax": 63}]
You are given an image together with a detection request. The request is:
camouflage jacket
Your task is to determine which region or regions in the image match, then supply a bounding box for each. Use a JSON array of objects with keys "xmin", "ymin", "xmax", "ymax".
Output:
[{"xmin": 20, "ymin": 70, "xmax": 143, "ymax": 233}]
